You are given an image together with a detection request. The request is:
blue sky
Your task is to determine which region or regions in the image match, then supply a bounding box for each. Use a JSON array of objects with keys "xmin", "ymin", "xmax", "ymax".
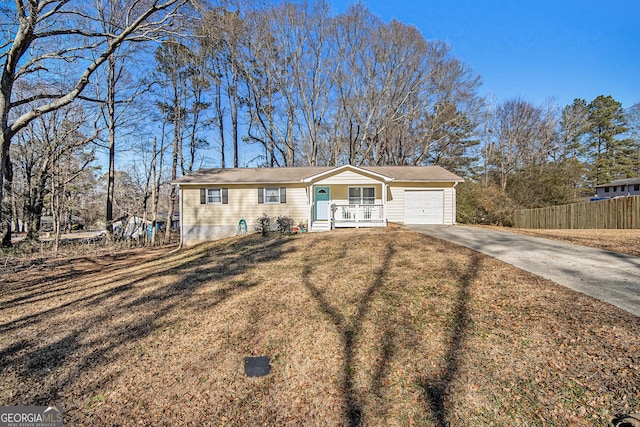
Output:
[{"xmin": 330, "ymin": 0, "xmax": 640, "ymax": 109}]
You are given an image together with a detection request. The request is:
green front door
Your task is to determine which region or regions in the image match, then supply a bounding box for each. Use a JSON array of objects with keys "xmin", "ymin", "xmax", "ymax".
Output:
[{"xmin": 314, "ymin": 187, "xmax": 330, "ymax": 220}]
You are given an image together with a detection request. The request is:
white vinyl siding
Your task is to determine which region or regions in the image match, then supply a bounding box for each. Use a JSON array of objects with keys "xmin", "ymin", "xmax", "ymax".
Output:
[
  {"xmin": 315, "ymin": 170, "xmax": 382, "ymax": 185},
  {"xmin": 181, "ymin": 184, "xmax": 308, "ymax": 245},
  {"xmin": 595, "ymin": 182, "xmax": 640, "ymax": 198}
]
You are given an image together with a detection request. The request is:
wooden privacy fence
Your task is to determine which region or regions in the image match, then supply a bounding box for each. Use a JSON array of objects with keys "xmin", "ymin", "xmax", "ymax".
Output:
[{"xmin": 513, "ymin": 196, "xmax": 640, "ymax": 229}]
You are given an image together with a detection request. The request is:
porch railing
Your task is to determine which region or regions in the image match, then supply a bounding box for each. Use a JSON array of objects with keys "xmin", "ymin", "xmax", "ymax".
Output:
[{"xmin": 331, "ymin": 204, "xmax": 385, "ymax": 225}]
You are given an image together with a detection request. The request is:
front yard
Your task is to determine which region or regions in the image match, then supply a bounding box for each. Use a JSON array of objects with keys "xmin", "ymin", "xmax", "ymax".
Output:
[{"xmin": 1, "ymin": 227, "xmax": 638, "ymax": 425}]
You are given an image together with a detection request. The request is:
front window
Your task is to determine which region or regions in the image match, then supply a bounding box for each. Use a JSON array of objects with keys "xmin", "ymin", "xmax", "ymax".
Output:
[
  {"xmin": 348, "ymin": 187, "xmax": 375, "ymax": 205},
  {"xmin": 265, "ymin": 187, "xmax": 280, "ymax": 203},
  {"xmin": 207, "ymin": 188, "xmax": 222, "ymax": 204}
]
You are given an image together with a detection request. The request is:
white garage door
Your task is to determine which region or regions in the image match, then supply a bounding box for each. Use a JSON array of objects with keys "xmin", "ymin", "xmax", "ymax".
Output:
[{"xmin": 404, "ymin": 190, "xmax": 444, "ymax": 224}]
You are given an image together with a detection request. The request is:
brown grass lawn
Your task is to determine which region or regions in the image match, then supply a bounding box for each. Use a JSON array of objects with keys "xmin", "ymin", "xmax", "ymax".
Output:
[{"xmin": 1, "ymin": 227, "xmax": 639, "ymax": 426}]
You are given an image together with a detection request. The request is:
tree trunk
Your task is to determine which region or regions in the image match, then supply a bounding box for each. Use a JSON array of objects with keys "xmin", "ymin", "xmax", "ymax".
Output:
[
  {"xmin": 165, "ymin": 101, "xmax": 180, "ymax": 244},
  {"xmin": 1, "ymin": 150, "xmax": 13, "ymax": 247},
  {"xmin": 52, "ymin": 181, "xmax": 62, "ymax": 255},
  {"xmin": 24, "ymin": 196, "xmax": 42, "ymax": 241},
  {"xmin": 232, "ymin": 99, "xmax": 238, "ymax": 168},
  {"xmin": 151, "ymin": 137, "xmax": 158, "ymax": 246},
  {"xmin": 216, "ymin": 83, "xmax": 226, "ymax": 168},
  {"xmin": 24, "ymin": 166, "xmax": 49, "ymax": 240},
  {"xmin": 105, "ymin": 55, "xmax": 117, "ymax": 238},
  {"xmin": 11, "ymin": 182, "xmax": 19, "ymax": 234},
  {"xmin": 0, "ymin": 131, "xmax": 9, "ymax": 245},
  {"xmin": 231, "ymin": 98, "xmax": 238, "ymax": 168}
]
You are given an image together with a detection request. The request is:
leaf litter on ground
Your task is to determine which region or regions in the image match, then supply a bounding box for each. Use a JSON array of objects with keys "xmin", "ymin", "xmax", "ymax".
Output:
[{"xmin": 0, "ymin": 226, "xmax": 638, "ymax": 425}]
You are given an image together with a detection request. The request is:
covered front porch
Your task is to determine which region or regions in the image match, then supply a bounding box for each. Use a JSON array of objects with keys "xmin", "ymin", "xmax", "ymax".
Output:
[
  {"xmin": 308, "ymin": 198, "xmax": 388, "ymax": 232},
  {"xmin": 309, "ymin": 202, "xmax": 387, "ymax": 231},
  {"xmin": 303, "ymin": 166, "xmax": 393, "ymax": 232}
]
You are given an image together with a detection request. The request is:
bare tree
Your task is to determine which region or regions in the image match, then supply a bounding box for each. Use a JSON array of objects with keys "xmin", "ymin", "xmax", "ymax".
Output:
[
  {"xmin": 91, "ymin": 0, "xmax": 161, "ymax": 238},
  {"xmin": 238, "ymin": 2, "xmax": 481, "ymax": 168},
  {"xmin": 154, "ymin": 39, "xmax": 192, "ymax": 243},
  {"xmin": 332, "ymin": 5, "xmax": 480, "ymax": 167},
  {"xmin": 277, "ymin": 1, "xmax": 338, "ymax": 166},
  {"xmin": 184, "ymin": 43, "xmax": 210, "ymax": 174},
  {"xmin": 627, "ymin": 103, "xmax": 640, "ymax": 142},
  {"xmin": 486, "ymin": 98, "xmax": 557, "ymax": 190},
  {"xmin": 0, "ymin": 0, "xmax": 192, "ymax": 245},
  {"xmin": 199, "ymin": 7, "xmax": 245, "ymax": 168},
  {"xmin": 241, "ymin": 7, "xmax": 286, "ymax": 166},
  {"xmin": 12, "ymin": 103, "xmax": 96, "ymax": 240},
  {"xmin": 50, "ymin": 138, "xmax": 96, "ymax": 253}
]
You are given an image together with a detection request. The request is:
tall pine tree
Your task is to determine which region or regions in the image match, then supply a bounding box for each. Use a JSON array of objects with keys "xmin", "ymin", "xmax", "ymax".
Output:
[{"xmin": 586, "ymin": 95, "xmax": 633, "ymax": 185}]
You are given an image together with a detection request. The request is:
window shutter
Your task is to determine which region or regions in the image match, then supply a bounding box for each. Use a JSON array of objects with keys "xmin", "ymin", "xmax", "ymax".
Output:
[
  {"xmin": 258, "ymin": 187, "xmax": 264, "ymax": 204},
  {"xmin": 222, "ymin": 188, "xmax": 228, "ymax": 204},
  {"xmin": 280, "ymin": 187, "xmax": 286, "ymax": 203},
  {"xmin": 200, "ymin": 188, "xmax": 206, "ymax": 204}
]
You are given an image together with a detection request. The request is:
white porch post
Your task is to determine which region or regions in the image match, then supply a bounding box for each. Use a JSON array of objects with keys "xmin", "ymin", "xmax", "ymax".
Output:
[
  {"xmin": 453, "ymin": 182, "xmax": 458, "ymax": 225},
  {"xmin": 308, "ymin": 184, "xmax": 313, "ymax": 230},
  {"xmin": 382, "ymin": 182, "xmax": 388, "ymax": 224}
]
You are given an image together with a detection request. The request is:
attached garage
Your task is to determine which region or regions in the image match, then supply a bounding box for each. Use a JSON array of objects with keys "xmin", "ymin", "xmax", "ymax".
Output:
[{"xmin": 404, "ymin": 190, "xmax": 444, "ymax": 224}]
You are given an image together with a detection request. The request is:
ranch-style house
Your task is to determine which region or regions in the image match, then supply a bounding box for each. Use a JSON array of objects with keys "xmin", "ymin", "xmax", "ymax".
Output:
[{"xmin": 172, "ymin": 164, "xmax": 463, "ymax": 246}]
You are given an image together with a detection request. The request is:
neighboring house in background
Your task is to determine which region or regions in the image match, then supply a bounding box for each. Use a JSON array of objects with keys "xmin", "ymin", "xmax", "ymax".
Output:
[
  {"xmin": 172, "ymin": 164, "xmax": 463, "ymax": 246},
  {"xmin": 594, "ymin": 178, "xmax": 640, "ymax": 199}
]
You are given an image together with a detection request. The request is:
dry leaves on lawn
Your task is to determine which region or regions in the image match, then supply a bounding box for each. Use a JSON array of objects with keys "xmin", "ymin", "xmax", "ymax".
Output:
[{"xmin": 1, "ymin": 227, "xmax": 638, "ymax": 426}]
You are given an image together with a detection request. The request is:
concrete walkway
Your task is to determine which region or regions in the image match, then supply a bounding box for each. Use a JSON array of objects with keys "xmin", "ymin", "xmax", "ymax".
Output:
[{"xmin": 407, "ymin": 225, "xmax": 640, "ymax": 318}]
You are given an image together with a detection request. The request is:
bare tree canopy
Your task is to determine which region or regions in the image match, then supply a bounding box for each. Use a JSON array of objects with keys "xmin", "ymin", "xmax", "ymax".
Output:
[
  {"xmin": 236, "ymin": 1, "xmax": 482, "ymax": 169},
  {"xmin": 0, "ymin": 0, "xmax": 193, "ymax": 244}
]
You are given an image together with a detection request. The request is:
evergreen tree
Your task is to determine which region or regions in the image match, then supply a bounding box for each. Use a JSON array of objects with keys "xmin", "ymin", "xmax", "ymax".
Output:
[{"xmin": 585, "ymin": 95, "xmax": 632, "ymax": 185}]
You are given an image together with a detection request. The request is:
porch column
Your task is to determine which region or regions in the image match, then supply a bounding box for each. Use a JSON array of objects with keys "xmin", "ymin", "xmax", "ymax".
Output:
[
  {"xmin": 382, "ymin": 182, "xmax": 388, "ymax": 223},
  {"xmin": 453, "ymin": 182, "xmax": 458, "ymax": 225},
  {"xmin": 308, "ymin": 184, "xmax": 313, "ymax": 230}
]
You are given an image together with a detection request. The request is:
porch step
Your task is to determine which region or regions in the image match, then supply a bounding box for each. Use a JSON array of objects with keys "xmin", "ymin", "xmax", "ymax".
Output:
[{"xmin": 310, "ymin": 221, "xmax": 331, "ymax": 232}]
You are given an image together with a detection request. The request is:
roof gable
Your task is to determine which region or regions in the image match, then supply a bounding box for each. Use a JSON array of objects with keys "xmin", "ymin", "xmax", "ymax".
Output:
[{"xmin": 301, "ymin": 164, "xmax": 394, "ymax": 183}]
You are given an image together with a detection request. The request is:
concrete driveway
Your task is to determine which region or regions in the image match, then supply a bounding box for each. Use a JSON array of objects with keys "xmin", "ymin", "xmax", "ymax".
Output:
[{"xmin": 407, "ymin": 225, "xmax": 640, "ymax": 318}]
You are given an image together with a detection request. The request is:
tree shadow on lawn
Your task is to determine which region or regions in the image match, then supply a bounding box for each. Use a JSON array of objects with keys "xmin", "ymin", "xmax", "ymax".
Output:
[
  {"xmin": 0, "ymin": 249, "xmax": 175, "ymax": 310},
  {"xmin": 418, "ymin": 253, "xmax": 482, "ymax": 427},
  {"xmin": 1, "ymin": 248, "xmax": 169, "ymax": 292},
  {"xmin": 302, "ymin": 238, "xmax": 396, "ymax": 427},
  {"xmin": 0, "ymin": 234, "xmax": 295, "ymax": 409}
]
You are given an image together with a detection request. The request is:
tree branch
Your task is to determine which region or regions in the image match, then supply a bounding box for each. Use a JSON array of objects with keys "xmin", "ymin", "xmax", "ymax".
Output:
[{"xmin": 8, "ymin": 0, "xmax": 189, "ymax": 139}]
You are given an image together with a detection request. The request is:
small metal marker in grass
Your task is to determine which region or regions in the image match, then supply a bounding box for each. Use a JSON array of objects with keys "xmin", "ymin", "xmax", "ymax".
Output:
[{"xmin": 244, "ymin": 356, "xmax": 271, "ymax": 377}]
